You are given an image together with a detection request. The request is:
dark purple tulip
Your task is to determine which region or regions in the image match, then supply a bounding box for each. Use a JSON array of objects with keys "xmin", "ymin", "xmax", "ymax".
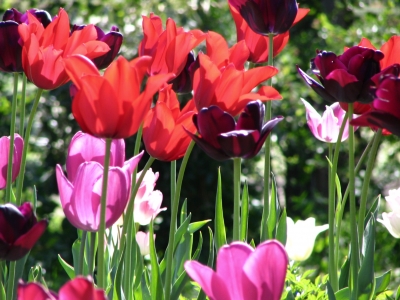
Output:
[
  {"xmin": 228, "ymin": 0, "xmax": 298, "ymax": 35},
  {"xmin": 170, "ymin": 52, "xmax": 196, "ymax": 93},
  {"xmin": 0, "ymin": 202, "xmax": 48, "ymax": 261},
  {"xmin": 298, "ymin": 46, "xmax": 384, "ymax": 104},
  {"xmin": 186, "ymin": 100, "xmax": 283, "ymax": 161},
  {"xmin": 2, "ymin": 8, "xmax": 52, "ymax": 27},
  {"xmin": 71, "ymin": 24, "xmax": 123, "ymax": 69}
]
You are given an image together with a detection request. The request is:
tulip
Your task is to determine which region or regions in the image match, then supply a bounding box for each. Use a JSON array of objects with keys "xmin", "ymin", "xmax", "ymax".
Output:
[
  {"xmin": 170, "ymin": 52, "xmax": 196, "ymax": 93},
  {"xmin": 3, "ymin": 8, "xmax": 52, "ymax": 27},
  {"xmin": 377, "ymin": 187, "xmax": 400, "ymax": 238},
  {"xmin": 228, "ymin": 0, "xmax": 298, "ymax": 35},
  {"xmin": 143, "ymin": 85, "xmax": 197, "ymax": 161},
  {"xmin": 184, "ymin": 240, "xmax": 288, "ymax": 300},
  {"xmin": 64, "ymin": 54, "xmax": 174, "ymax": 138},
  {"xmin": 186, "ymin": 100, "xmax": 283, "ymax": 161},
  {"xmin": 134, "ymin": 169, "xmax": 166, "ymax": 225},
  {"xmin": 17, "ymin": 8, "xmax": 110, "ymax": 90},
  {"xmin": 0, "ymin": 134, "xmax": 23, "ymax": 189},
  {"xmin": 138, "ymin": 13, "xmax": 206, "ymax": 79},
  {"xmin": 285, "ymin": 217, "xmax": 328, "ymax": 261},
  {"xmin": 18, "ymin": 277, "xmax": 106, "ymax": 300},
  {"xmin": 298, "ymin": 46, "xmax": 384, "ymax": 105},
  {"xmin": 193, "ymin": 53, "xmax": 281, "ymax": 116},
  {"xmin": 71, "ymin": 24, "xmax": 123, "ymax": 69},
  {"xmin": 0, "ymin": 202, "xmax": 48, "ymax": 261},
  {"xmin": 229, "ymin": 4, "xmax": 309, "ymax": 63},
  {"xmin": 301, "ymin": 98, "xmax": 351, "ymax": 143},
  {"xmin": 136, "ymin": 231, "xmax": 155, "ymax": 256}
]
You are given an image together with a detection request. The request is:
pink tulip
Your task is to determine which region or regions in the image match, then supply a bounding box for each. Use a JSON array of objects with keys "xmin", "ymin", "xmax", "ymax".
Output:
[
  {"xmin": 136, "ymin": 231, "xmax": 155, "ymax": 255},
  {"xmin": 301, "ymin": 98, "xmax": 351, "ymax": 143},
  {"xmin": 134, "ymin": 169, "xmax": 166, "ymax": 225},
  {"xmin": 184, "ymin": 240, "xmax": 288, "ymax": 300},
  {"xmin": 56, "ymin": 132, "xmax": 143, "ymax": 231},
  {"xmin": 0, "ymin": 134, "xmax": 23, "ymax": 189},
  {"xmin": 18, "ymin": 277, "xmax": 106, "ymax": 300}
]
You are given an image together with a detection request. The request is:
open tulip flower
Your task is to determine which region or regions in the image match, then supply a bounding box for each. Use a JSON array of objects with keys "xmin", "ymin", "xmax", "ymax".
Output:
[
  {"xmin": 64, "ymin": 54, "xmax": 174, "ymax": 138},
  {"xmin": 298, "ymin": 46, "xmax": 384, "ymax": 105},
  {"xmin": 184, "ymin": 240, "xmax": 288, "ymax": 300},
  {"xmin": 193, "ymin": 53, "xmax": 281, "ymax": 116},
  {"xmin": 17, "ymin": 8, "xmax": 111, "ymax": 90},
  {"xmin": 301, "ymin": 98, "xmax": 351, "ymax": 143},
  {"xmin": 377, "ymin": 187, "xmax": 400, "ymax": 238},
  {"xmin": 0, "ymin": 134, "xmax": 23, "ymax": 189},
  {"xmin": 228, "ymin": 0, "xmax": 298, "ymax": 35},
  {"xmin": 186, "ymin": 100, "xmax": 283, "ymax": 161},
  {"xmin": 18, "ymin": 277, "xmax": 106, "ymax": 300},
  {"xmin": 229, "ymin": 3, "xmax": 309, "ymax": 63},
  {"xmin": 143, "ymin": 85, "xmax": 197, "ymax": 161},
  {"xmin": 0, "ymin": 202, "xmax": 48, "ymax": 261}
]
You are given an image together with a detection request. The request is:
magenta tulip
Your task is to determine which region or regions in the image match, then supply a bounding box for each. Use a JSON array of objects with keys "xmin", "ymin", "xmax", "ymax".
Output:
[
  {"xmin": 0, "ymin": 134, "xmax": 23, "ymax": 189},
  {"xmin": 184, "ymin": 240, "xmax": 288, "ymax": 300},
  {"xmin": 0, "ymin": 202, "xmax": 48, "ymax": 261},
  {"xmin": 18, "ymin": 277, "xmax": 106, "ymax": 300}
]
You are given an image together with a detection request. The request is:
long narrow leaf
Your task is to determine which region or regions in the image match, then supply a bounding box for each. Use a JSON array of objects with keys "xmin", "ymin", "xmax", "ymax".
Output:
[
  {"xmin": 268, "ymin": 173, "xmax": 278, "ymax": 238},
  {"xmin": 240, "ymin": 182, "xmax": 249, "ymax": 242},
  {"xmin": 214, "ymin": 168, "xmax": 226, "ymax": 252},
  {"xmin": 149, "ymin": 220, "xmax": 164, "ymax": 300},
  {"xmin": 276, "ymin": 208, "xmax": 287, "ymax": 245}
]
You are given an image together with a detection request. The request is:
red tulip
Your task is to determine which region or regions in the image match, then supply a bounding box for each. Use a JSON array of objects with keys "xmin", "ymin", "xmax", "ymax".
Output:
[
  {"xmin": 143, "ymin": 85, "xmax": 197, "ymax": 161},
  {"xmin": 18, "ymin": 8, "xmax": 110, "ymax": 90},
  {"xmin": 64, "ymin": 54, "xmax": 174, "ymax": 138},
  {"xmin": 357, "ymin": 36, "xmax": 400, "ymax": 70}
]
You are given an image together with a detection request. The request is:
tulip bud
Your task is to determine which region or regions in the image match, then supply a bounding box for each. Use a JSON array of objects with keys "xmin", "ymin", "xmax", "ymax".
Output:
[
  {"xmin": 0, "ymin": 134, "xmax": 23, "ymax": 189},
  {"xmin": 378, "ymin": 188, "xmax": 400, "ymax": 238},
  {"xmin": 136, "ymin": 231, "xmax": 155, "ymax": 256}
]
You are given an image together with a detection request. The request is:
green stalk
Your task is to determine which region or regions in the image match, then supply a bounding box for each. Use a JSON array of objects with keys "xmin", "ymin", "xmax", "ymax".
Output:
[
  {"xmin": 15, "ymin": 88, "xmax": 43, "ymax": 204},
  {"xmin": 357, "ymin": 129, "xmax": 382, "ymax": 249},
  {"xmin": 5, "ymin": 261, "xmax": 16, "ymax": 300},
  {"xmin": 76, "ymin": 230, "xmax": 87, "ymax": 276},
  {"xmin": 88, "ymin": 232, "xmax": 97, "ymax": 277},
  {"xmin": 18, "ymin": 74, "xmax": 27, "ymax": 135},
  {"xmin": 164, "ymin": 141, "xmax": 195, "ymax": 300},
  {"xmin": 233, "ymin": 157, "xmax": 241, "ymax": 241},
  {"xmin": 5, "ymin": 73, "xmax": 19, "ymax": 205},
  {"xmin": 97, "ymin": 138, "xmax": 112, "ymax": 289},
  {"xmin": 348, "ymin": 104, "xmax": 359, "ymax": 299},
  {"xmin": 261, "ymin": 33, "xmax": 275, "ymax": 241}
]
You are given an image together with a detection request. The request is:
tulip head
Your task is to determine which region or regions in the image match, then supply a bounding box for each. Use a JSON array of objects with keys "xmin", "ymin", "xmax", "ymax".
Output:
[
  {"xmin": 136, "ymin": 231, "xmax": 155, "ymax": 256},
  {"xmin": 0, "ymin": 202, "xmax": 48, "ymax": 261},
  {"xmin": 0, "ymin": 134, "xmax": 23, "ymax": 189},
  {"xmin": 378, "ymin": 188, "xmax": 400, "ymax": 238}
]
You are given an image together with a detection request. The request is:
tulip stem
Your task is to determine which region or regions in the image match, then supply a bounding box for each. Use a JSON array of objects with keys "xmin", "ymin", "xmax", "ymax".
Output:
[
  {"xmin": 233, "ymin": 157, "xmax": 241, "ymax": 241},
  {"xmin": 164, "ymin": 141, "xmax": 195, "ymax": 300},
  {"xmin": 5, "ymin": 73, "xmax": 19, "ymax": 205},
  {"xmin": 261, "ymin": 33, "xmax": 274, "ymax": 241},
  {"xmin": 348, "ymin": 104, "xmax": 359, "ymax": 299},
  {"xmin": 357, "ymin": 129, "xmax": 382, "ymax": 250},
  {"xmin": 88, "ymin": 232, "xmax": 97, "ymax": 277},
  {"xmin": 18, "ymin": 74, "xmax": 27, "ymax": 136},
  {"xmin": 5, "ymin": 261, "xmax": 16, "ymax": 300},
  {"xmin": 15, "ymin": 88, "xmax": 43, "ymax": 204},
  {"xmin": 97, "ymin": 138, "xmax": 112, "ymax": 289},
  {"xmin": 77, "ymin": 230, "xmax": 87, "ymax": 276}
]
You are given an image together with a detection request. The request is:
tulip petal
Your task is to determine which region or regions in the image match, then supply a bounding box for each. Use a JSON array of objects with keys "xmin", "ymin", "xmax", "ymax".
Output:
[
  {"xmin": 18, "ymin": 281, "xmax": 56, "ymax": 300},
  {"xmin": 218, "ymin": 130, "xmax": 259, "ymax": 158},
  {"xmin": 380, "ymin": 36, "xmax": 400, "ymax": 69},
  {"xmin": 59, "ymin": 277, "xmax": 107, "ymax": 300}
]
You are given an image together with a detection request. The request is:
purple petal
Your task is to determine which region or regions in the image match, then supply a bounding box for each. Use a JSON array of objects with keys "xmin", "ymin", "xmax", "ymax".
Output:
[
  {"xmin": 301, "ymin": 99, "xmax": 323, "ymax": 140},
  {"xmin": 218, "ymin": 130, "xmax": 259, "ymax": 158},
  {"xmin": 17, "ymin": 281, "xmax": 56, "ymax": 300},
  {"xmin": 13, "ymin": 134, "xmax": 23, "ymax": 182},
  {"xmin": 185, "ymin": 129, "xmax": 231, "ymax": 161},
  {"xmin": 59, "ymin": 277, "xmax": 107, "ymax": 300},
  {"xmin": 314, "ymin": 51, "xmax": 347, "ymax": 78},
  {"xmin": 123, "ymin": 151, "xmax": 144, "ymax": 176},
  {"xmin": 236, "ymin": 100, "xmax": 264, "ymax": 131}
]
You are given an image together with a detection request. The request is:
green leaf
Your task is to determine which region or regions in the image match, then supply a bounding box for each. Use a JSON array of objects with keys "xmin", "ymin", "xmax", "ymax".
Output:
[
  {"xmin": 191, "ymin": 232, "xmax": 203, "ymax": 261},
  {"xmin": 173, "ymin": 231, "xmax": 192, "ymax": 282},
  {"xmin": 112, "ymin": 246, "xmax": 126, "ymax": 300},
  {"xmin": 275, "ymin": 208, "xmax": 287, "ymax": 245},
  {"xmin": 268, "ymin": 173, "xmax": 278, "ymax": 238},
  {"xmin": 240, "ymin": 182, "xmax": 249, "ymax": 242},
  {"xmin": 214, "ymin": 168, "xmax": 226, "ymax": 252},
  {"xmin": 326, "ymin": 281, "xmax": 336, "ymax": 300},
  {"xmin": 72, "ymin": 239, "xmax": 81, "ymax": 277},
  {"xmin": 149, "ymin": 220, "xmax": 164, "ymax": 300},
  {"xmin": 375, "ymin": 270, "xmax": 391, "ymax": 295},
  {"xmin": 180, "ymin": 199, "xmax": 188, "ymax": 226},
  {"xmin": 58, "ymin": 254, "xmax": 75, "ymax": 279},
  {"xmin": 335, "ymin": 288, "xmax": 350, "ymax": 300},
  {"xmin": 284, "ymin": 291, "xmax": 295, "ymax": 300},
  {"xmin": 338, "ymin": 254, "xmax": 350, "ymax": 290},
  {"xmin": 0, "ymin": 280, "xmax": 5, "ymax": 300},
  {"xmin": 197, "ymin": 228, "xmax": 214, "ymax": 300},
  {"xmin": 189, "ymin": 220, "xmax": 211, "ymax": 234},
  {"xmin": 396, "ymin": 285, "xmax": 400, "ymax": 300},
  {"xmin": 364, "ymin": 195, "xmax": 380, "ymax": 229}
]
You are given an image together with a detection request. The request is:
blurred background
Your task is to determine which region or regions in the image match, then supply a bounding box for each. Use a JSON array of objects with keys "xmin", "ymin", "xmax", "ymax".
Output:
[{"xmin": 1, "ymin": 0, "xmax": 400, "ymax": 291}]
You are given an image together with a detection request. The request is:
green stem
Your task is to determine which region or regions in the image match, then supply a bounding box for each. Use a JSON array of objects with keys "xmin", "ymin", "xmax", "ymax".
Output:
[
  {"xmin": 134, "ymin": 124, "xmax": 143, "ymax": 156},
  {"xmin": 15, "ymin": 88, "xmax": 43, "ymax": 204},
  {"xmin": 357, "ymin": 129, "xmax": 382, "ymax": 249},
  {"xmin": 261, "ymin": 33, "xmax": 274, "ymax": 241},
  {"xmin": 348, "ymin": 104, "xmax": 359, "ymax": 299},
  {"xmin": 164, "ymin": 141, "xmax": 195, "ymax": 300},
  {"xmin": 18, "ymin": 74, "xmax": 27, "ymax": 135},
  {"xmin": 5, "ymin": 262, "xmax": 16, "ymax": 300},
  {"xmin": 97, "ymin": 138, "xmax": 112, "ymax": 289},
  {"xmin": 233, "ymin": 157, "xmax": 241, "ymax": 241},
  {"xmin": 88, "ymin": 232, "xmax": 96, "ymax": 277},
  {"xmin": 5, "ymin": 73, "xmax": 19, "ymax": 205},
  {"xmin": 77, "ymin": 231, "xmax": 87, "ymax": 276}
]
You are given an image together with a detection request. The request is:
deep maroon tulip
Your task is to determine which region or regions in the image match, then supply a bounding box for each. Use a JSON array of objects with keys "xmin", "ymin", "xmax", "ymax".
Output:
[
  {"xmin": 170, "ymin": 52, "xmax": 196, "ymax": 93},
  {"xmin": 298, "ymin": 46, "xmax": 384, "ymax": 105},
  {"xmin": 186, "ymin": 100, "xmax": 283, "ymax": 161},
  {"xmin": 228, "ymin": 0, "xmax": 298, "ymax": 35},
  {"xmin": 0, "ymin": 202, "xmax": 48, "ymax": 261},
  {"xmin": 351, "ymin": 65, "xmax": 400, "ymax": 136},
  {"xmin": 71, "ymin": 24, "xmax": 123, "ymax": 69},
  {"xmin": 3, "ymin": 8, "xmax": 51, "ymax": 27}
]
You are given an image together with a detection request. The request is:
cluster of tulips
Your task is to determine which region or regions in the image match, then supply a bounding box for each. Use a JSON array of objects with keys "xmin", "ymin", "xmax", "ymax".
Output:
[{"xmin": 1, "ymin": 0, "xmax": 400, "ymax": 299}]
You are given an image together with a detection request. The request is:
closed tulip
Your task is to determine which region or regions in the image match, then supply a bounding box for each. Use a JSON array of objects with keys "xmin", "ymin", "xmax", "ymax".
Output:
[
  {"xmin": 0, "ymin": 134, "xmax": 23, "ymax": 189},
  {"xmin": 186, "ymin": 100, "xmax": 283, "ymax": 161},
  {"xmin": 0, "ymin": 202, "xmax": 48, "ymax": 261},
  {"xmin": 184, "ymin": 240, "xmax": 288, "ymax": 300},
  {"xmin": 377, "ymin": 187, "xmax": 400, "ymax": 238},
  {"xmin": 136, "ymin": 231, "xmax": 155, "ymax": 256}
]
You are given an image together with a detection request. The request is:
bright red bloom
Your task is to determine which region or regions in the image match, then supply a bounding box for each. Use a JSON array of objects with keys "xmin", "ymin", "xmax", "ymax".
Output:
[
  {"xmin": 229, "ymin": 4, "xmax": 309, "ymax": 63},
  {"xmin": 192, "ymin": 53, "xmax": 281, "ymax": 116},
  {"xmin": 18, "ymin": 8, "xmax": 110, "ymax": 90},
  {"xmin": 139, "ymin": 13, "xmax": 206, "ymax": 77},
  {"xmin": 143, "ymin": 85, "xmax": 197, "ymax": 161},
  {"xmin": 64, "ymin": 54, "xmax": 174, "ymax": 138}
]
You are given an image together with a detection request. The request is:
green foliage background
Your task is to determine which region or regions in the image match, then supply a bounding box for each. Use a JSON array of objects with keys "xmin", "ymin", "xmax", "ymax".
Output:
[{"xmin": 1, "ymin": 0, "xmax": 400, "ymax": 292}]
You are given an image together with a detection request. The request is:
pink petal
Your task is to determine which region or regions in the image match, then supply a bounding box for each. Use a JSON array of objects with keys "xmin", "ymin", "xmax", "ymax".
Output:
[
  {"xmin": 18, "ymin": 281, "xmax": 56, "ymax": 300},
  {"xmin": 122, "ymin": 151, "xmax": 144, "ymax": 176},
  {"xmin": 59, "ymin": 277, "xmax": 106, "ymax": 300},
  {"xmin": 301, "ymin": 99, "xmax": 323, "ymax": 140}
]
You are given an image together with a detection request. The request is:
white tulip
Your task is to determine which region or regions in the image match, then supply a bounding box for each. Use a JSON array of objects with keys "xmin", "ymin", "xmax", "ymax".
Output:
[{"xmin": 378, "ymin": 188, "xmax": 400, "ymax": 238}]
